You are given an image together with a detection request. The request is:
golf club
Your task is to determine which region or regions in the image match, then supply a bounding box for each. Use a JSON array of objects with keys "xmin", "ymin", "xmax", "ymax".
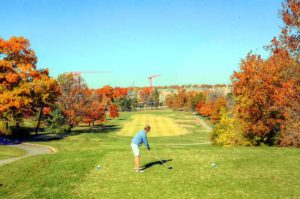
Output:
[{"xmin": 149, "ymin": 151, "xmax": 173, "ymax": 169}]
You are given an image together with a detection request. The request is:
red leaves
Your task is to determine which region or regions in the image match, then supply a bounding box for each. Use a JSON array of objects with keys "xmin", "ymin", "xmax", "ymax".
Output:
[
  {"xmin": 112, "ymin": 88, "xmax": 128, "ymax": 100},
  {"xmin": 232, "ymin": 48, "xmax": 300, "ymax": 142},
  {"xmin": 98, "ymin": 85, "xmax": 114, "ymax": 100},
  {"xmin": 196, "ymin": 101, "xmax": 203, "ymax": 112},
  {"xmin": 5, "ymin": 73, "xmax": 19, "ymax": 83},
  {"xmin": 199, "ymin": 102, "xmax": 213, "ymax": 117},
  {"xmin": 109, "ymin": 104, "xmax": 119, "ymax": 119},
  {"xmin": 281, "ymin": 0, "xmax": 300, "ymax": 26},
  {"xmin": 43, "ymin": 107, "xmax": 51, "ymax": 115},
  {"xmin": 210, "ymin": 97, "xmax": 227, "ymax": 123}
]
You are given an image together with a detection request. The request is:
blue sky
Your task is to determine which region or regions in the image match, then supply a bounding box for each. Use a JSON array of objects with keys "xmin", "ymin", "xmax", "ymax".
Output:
[{"xmin": 0, "ymin": 0, "xmax": 283, "ymax": 88}]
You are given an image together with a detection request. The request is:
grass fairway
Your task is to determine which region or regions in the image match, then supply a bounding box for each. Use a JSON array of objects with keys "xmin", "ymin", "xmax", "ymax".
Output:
[
  {"xmin": 0, "ymin": 146, "xmax": 26, "ymax": 160},
  {"xmin": 117, "ymin": 113, "xmax": 188, "ymax": 137},
  {"xmin": 0, "ymin": 110, "xmax": 300, "ymax": 198}
]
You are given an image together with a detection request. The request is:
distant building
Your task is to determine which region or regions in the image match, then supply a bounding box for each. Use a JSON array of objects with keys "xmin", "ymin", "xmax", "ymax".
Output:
[
  {"xmin": 157, "ymin": 88, "xmax": 178, "ymax": 103},
  {"xmin": 127, "ymin": 84, "xmax": 232, "ymax": 104}
]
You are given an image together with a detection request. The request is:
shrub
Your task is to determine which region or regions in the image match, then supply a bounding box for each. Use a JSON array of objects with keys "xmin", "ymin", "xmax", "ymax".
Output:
[
  {"xmin": 45, "ymin": 109, "xmax": 68, "ymax": 134},
  {"xmin": 280, "ymin": 121, "xmax": 300, "ymax": 147},
  {"xmin": 210, "ymin": 108, "xmax": 251, "ymax": 146},
  {"xmin": 0, "ymin": 121, "xmax": 12, "ymax": 136}
]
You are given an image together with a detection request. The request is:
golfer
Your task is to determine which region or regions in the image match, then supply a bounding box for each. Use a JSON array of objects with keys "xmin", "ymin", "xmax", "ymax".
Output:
[{"xmin": 131, "ymin": 125, "xmax": 151, "ymax": 172}]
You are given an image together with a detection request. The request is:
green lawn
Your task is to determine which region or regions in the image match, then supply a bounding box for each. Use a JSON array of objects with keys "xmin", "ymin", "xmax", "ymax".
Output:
[
  {"xmin": 0, "ymin": 146, "xmax": 26, "ymax": 160},
  {"xmin": 0, "ymin": 110, "xmax": 300, "ymax": 198}
]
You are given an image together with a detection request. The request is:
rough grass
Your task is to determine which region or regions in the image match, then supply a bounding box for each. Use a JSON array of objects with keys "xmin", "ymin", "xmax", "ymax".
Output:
[
  {"xmin": 0, "ymin": 146, "xmax": 26, "ymax": 160},
  {"xmin": 0, "ymin": 110, "xmax": 300, "ymax": 199}
]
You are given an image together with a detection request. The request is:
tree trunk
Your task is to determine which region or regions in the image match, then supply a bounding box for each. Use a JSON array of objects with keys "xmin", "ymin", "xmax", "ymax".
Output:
[
  {"xmin": 67, "ymin": 123, "xmax": 73, "ymax": 132},
  {"xmin": 92, "ymin": 121, "xmax": 95, "ymax": 127},
  {"xmin": 5, "ymin": 120, "xmax": 9, "ymax": 132},
  {"xmin": 16, "ymin": 121, "xmax": 20, "ymax": 128},
  {"xmin": 35, "ymin": 104, "xmax": 44, "ymax": 135}
]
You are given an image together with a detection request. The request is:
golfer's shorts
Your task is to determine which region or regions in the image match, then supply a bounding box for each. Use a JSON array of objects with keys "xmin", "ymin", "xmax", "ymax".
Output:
[{"xmin": 131, "ymin": 143, "xmax": 140, "ymax": 157}]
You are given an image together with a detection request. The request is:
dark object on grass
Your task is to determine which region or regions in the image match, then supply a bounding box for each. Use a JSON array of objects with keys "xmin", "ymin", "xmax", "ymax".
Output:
[
  {"xmin": 0, "ymin": 137, "xmax": 21, "ymax": 145},
  {"xmin": 142, "ymin": 159, "xmax": 173, "ymax": 170},
  {"xmin": 149, "ymin": 151, "xmax": 173, "ymax": 170}
]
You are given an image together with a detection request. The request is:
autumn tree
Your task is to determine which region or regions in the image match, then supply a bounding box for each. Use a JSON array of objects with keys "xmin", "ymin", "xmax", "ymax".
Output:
[
  {"xmin": 210, "ymin": 97, "xmax": 227, "ymax": 123},
  {"xmin": 30, "ymin": 70, "xmax": 60, "ymax": 134},
  {"xmin": 196, "ymin": 101, "xmax": 203, "ymax": 113},
  {"xmin": 229, "ymin": 0, "xmax": 300, "ymax": 146},
  {"xmin": 275, "ymin": 0, "xmax": 300, "ymax": 146},
  {"xmin": 98, "ymin": 85, "xmax": 114, "ymax": 106},
  {"xmin": 174, "ymin": 89, "xmax": 188, "ymax": 110},
  {"xmin": 81, "ymin": 89, "xmax": 106, "ymax": 127},
  {"xmin": 232, "ymin": 48, "xmax": 299, "ymax": 145},
  {"xmin": 113, "ymin": 87, "xmax": 128, "ymax": 101},
  {"xmin": 165, "ymin": 90, "xmax": 206, "ymax": 111},
  {"xmin": 109, "ymin": 104, "xmax": 119, "ymax": 119},
  {"xmin": 56, "ymin": 74, "xmax": 88, "ymax": 131},
  {"xmin": 184, "ymin": 92, "xmax": 206, "ymax": 111},
  {"xmin": 279, "ymin": 0, "xmax": 300, "ymax": 58},
  {"xmin": 199, "ymin": 102, "xmax": 213, "ymax": 117},
  {"xmin": 165, "ymin": 94, "xmax": 176, "ymax": 109},
  {"xmin": 0, "ymin": 36, "xmax": 59, "ymax": 135},
  {"xmin": 137, "ymin": 87, "xmax": 151, "ymax": 108}
]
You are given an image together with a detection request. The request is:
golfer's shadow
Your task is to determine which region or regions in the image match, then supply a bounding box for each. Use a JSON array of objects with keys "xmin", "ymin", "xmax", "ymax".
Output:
[{"xmin": 141, "ymin": 159, "xmax": 172, "ymax": 170}]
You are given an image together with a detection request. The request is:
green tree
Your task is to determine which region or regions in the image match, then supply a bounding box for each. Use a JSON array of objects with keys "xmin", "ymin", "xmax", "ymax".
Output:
[
  {"xmin": 150, "ymin": 89, "xmax": 160, "ymax": 108},
  {"xmin": 45, "ymin": 109, "xmax": 68, "ymax": 134}
]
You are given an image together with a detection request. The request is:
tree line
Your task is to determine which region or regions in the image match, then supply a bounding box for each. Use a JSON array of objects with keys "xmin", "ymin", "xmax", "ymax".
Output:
[
  {"xmin": 166, "ymin": 0, "xmax": 300, "ymax": 147},
  {"xmin": 0, "ymin": 37, "xmax": 161, "ymax": 136}
]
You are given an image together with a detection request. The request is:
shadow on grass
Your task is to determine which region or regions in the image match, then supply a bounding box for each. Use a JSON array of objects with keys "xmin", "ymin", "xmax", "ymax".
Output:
[
  {"xmin": 142, "ymin": 159, "xmax": 173, "ymax": 170},
  {"xmin": 20, "ymin": 124, "xmax": 121, "ymax": 143}
]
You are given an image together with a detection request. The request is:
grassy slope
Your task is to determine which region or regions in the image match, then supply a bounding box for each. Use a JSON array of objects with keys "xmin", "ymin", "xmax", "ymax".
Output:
[
  {"xmin": 0, "ymin": 111, "xmax": 299, "ymax": 199},
  {"xmin": 0, "ymin": 146, "xmax": 26, "ymax": 160}
]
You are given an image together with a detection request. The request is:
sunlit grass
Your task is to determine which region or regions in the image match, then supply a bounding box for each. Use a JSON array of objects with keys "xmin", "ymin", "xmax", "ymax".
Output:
[
  {"xmin": 0, "ymin": 110, "xmax": 299, "ymax": 199},
  {"xmin": 0, "ymin": 146, "xmax": 26, "ymax": 160}
]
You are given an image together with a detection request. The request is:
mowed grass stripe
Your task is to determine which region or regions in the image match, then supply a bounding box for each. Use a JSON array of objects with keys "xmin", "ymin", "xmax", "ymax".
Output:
[{"xmin": 116, "ymin": 114, "xmax": 188, "ymax": 137}]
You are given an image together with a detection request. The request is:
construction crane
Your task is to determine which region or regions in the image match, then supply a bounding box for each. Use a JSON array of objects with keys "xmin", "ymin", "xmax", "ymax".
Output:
[
  {"xmin": 68, "ymin": 70, "xmax": 112, "ymax": 76},
  {"xmin": 67, "ymin": 70, "xmax": 113, "ymax": 86},
  {"xmin": 148, "ymin": 74, "xmax": 161, "ymax": 93}
]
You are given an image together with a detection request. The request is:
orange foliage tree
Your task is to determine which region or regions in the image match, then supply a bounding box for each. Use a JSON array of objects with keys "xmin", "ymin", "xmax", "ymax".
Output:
[
  {"xmin": 210, "ymin": 97, "xmax": 227, "ymax": 123},
  {"xmin": 165, "ymin": 94, "xmax": 176, "ymax": 109},
  {"xmin": 280, "ymin": 0, "xmax": 300, "ymax": 56},
  {"xmin": 174, "ymin": 89, "xmax": 188, "ymax": 110},
  {"xmin": 277, "ymin": 0, "xmax": 300, "ymax": 146},
  {"xmin": 232, "ymin": 47, "xmax": 299, "ymax": 145},
  {"xmin": 81, "ymin": 89, "xmax": 106, "ymax": 127},
  {"xmin": 199, "ymin": 102, "xmax": 213, "ymax": 117},
  {"xmin": 113, "ymin": 87, "xmax": 128, "ymax": 101},
  {"xmin": 229, "ymin": 0, "xmax": 300, "ymax": 146},
  {"xmin": 56, "ymin": 74, "xmax": 89, "ymax": 131},
  {"xmin": 0, "ymin": 36, "xmax": 59, "ymax": 135},
  {"xmin": 30, "ymin": 70, "xmax": 60, "ymax": 134},
  {"xmin": 98, "ymin": 85, "xmax": 114, "ymax": 104},
  {"xmin": 196, "ymin": 101, "xmax": 203, "ymax": 113},
  {"xmin": 109, "ymin": 104, "xmax": 119, "ymax": 119}
]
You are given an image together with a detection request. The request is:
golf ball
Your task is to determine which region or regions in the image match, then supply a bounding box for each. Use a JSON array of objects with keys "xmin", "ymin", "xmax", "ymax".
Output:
[
  {"xmin": 211, "ymin": 163, "xmax": 217, "ymax": 168},
  {"xmin": 96, "ymin": 165, "xmax": 101, "ymax": 170}
]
